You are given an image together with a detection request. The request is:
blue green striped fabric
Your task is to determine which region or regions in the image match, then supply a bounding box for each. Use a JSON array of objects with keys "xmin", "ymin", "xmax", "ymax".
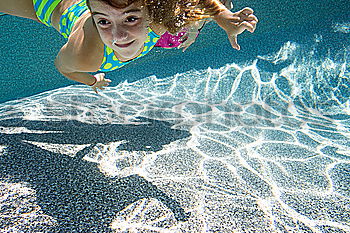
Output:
[
  {"xmin": 59, "ymin": 0, "xmax": 88, "ymax": 38},
  {"xmin": 33, "ymin": 0, "xmax": 62, "ymax": 27}
]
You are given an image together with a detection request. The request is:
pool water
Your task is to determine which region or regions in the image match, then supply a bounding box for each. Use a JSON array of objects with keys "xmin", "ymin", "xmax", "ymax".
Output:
[{"xmin": 0, "ymin": 0, "xmax": 349, "ymax": 232}]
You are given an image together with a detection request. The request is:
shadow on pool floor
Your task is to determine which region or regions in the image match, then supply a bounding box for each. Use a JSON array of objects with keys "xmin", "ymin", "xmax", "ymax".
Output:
[{"xmin": 0, "ymin": 118, "xmax": 191, "ymax": 232}]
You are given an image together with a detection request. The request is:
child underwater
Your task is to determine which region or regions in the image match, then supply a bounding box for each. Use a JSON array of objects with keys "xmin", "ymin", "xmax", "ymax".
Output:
[{"xmin": 0, "ymin": 0, "xmax": 258, "ymax": 93}]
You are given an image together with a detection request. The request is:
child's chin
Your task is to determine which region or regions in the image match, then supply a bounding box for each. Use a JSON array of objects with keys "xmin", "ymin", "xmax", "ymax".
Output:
[{"xmin": 119, "ymin": 49, "xmax": 141, "ymax": 59}]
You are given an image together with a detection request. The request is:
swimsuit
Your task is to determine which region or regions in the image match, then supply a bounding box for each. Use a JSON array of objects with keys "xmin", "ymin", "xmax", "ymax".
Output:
[
  {"xmin": 99, "ymin": 29, "xmax": 160, "ymax": 72},
  {"xmin": 32, "ymin": 0, "xmax": 160, "ymax": 72},
  {"xmin": 155, "ymin": 22, "xmax": 207, "ymax": 49},
  {"xmin": 33, "ymin": 0, "xmax": 62, "ymax": 27},
  {"xmin": 155, "ymin": 31, "xmax": 186, "ymax": 49},
  {"xmin": 59, "ymin": 0, "xmax": 88, "ymax": 39}
]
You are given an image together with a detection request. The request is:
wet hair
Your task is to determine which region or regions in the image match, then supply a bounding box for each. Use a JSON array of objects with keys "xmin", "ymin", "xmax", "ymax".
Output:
[
  {"xmin": 86, "ymin": 0, "xmax": 225, "ymax": 34},
  {"xmin": 145, "ymin": 0, "xmax": 226, "ymax": 34}
]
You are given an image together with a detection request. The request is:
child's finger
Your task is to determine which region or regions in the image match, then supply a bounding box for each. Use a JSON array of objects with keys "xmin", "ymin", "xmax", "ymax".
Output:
[
  {"xmin": 250, "ymin": 20, "xmax": 258, "ymax": 31},
  {"xmin": 244, "ymin": 14, "xmax": 258, "ymax": 22},
  {"xmin": 231, "ymin": 16, "xmax": 241, "ymax": 22},
  {"xmin": 250, "ymin": 15, "xmax": 258, "ymax": 23},
  {"xmin": 179, "ymin": 35, "xmax": 189, "ymax": 43},
  {"xmin": 182, "ymin": 45, "xmax": 190, "ymax": 52},
  {"xmin": 228, "ymin": 35, "xmax": 240, "ymax": 50},
  {"xmin": 239, "ymin": 21, "xmax": 255, "ymax": 33},
  {"xmin": 240, "ymin": 7, "xmax": 254, "ymax": 16}
]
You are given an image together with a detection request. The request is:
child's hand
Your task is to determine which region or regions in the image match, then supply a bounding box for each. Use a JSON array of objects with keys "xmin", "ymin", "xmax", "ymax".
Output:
[
  {"xmin": 178, "ymin": 21, "xmax": 207, "ymax": 52},
  {"xmin": 214, "ymin": 7, "xmax": 258, "ymax": 50},
  {"xmin": 177, "ymin": 27, "xmax": 200, "ymax": 52},
  {"xmin": 91, "ymin": 73, "xmax": 111, "ymax": 93}
]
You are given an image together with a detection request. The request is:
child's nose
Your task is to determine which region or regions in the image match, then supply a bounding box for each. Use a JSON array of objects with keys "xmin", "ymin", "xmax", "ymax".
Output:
[{"xmin": 113, "ymin": 26, "xmax": 128, "ymax": 41}]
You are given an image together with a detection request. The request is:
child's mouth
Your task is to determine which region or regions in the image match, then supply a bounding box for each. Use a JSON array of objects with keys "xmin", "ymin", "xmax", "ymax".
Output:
[{"xmin": 114, "ymin": 40, "xmax": 134, "ymax": 48}]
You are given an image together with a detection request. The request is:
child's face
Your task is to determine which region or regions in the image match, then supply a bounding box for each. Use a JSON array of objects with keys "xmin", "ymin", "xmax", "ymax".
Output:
[{"xmin": 89, "ymin": 0, "xmax": 149, "ymax": 61}]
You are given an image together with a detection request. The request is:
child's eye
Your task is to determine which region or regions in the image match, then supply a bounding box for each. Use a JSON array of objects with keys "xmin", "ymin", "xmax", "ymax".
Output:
[
  {"xmin": 97, "ymin": 19, "xmax": 110, "ymax": 26},
  {"xmin": 126, "ymin": 16, "xmax": 139, "ymax": 23}
]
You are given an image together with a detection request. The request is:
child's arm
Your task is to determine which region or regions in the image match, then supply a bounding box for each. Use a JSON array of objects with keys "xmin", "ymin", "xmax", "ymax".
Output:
[
  {"xmin": 55, "ymin": 61, "xmax": 110, "ymax": 94},
  {"xmin": 177, "ymin": 0, "xmax": 235, "ymax": 52},
  {"xmin": 54, "ymin": 29, "xmax": 111, "ymax": 93},
  {"xmin": 55, "ymin": 48, "xmax": 111, "ymax": 93}
]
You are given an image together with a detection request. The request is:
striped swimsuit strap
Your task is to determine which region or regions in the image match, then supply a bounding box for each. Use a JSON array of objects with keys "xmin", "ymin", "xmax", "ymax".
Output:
[
  {"xmin": 33, "ymin": 0, "xmax": 62, "ymax": 27},
  {"xmin": 59, "ymin": 0, "xmax": 89, "ymax": 38}
]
